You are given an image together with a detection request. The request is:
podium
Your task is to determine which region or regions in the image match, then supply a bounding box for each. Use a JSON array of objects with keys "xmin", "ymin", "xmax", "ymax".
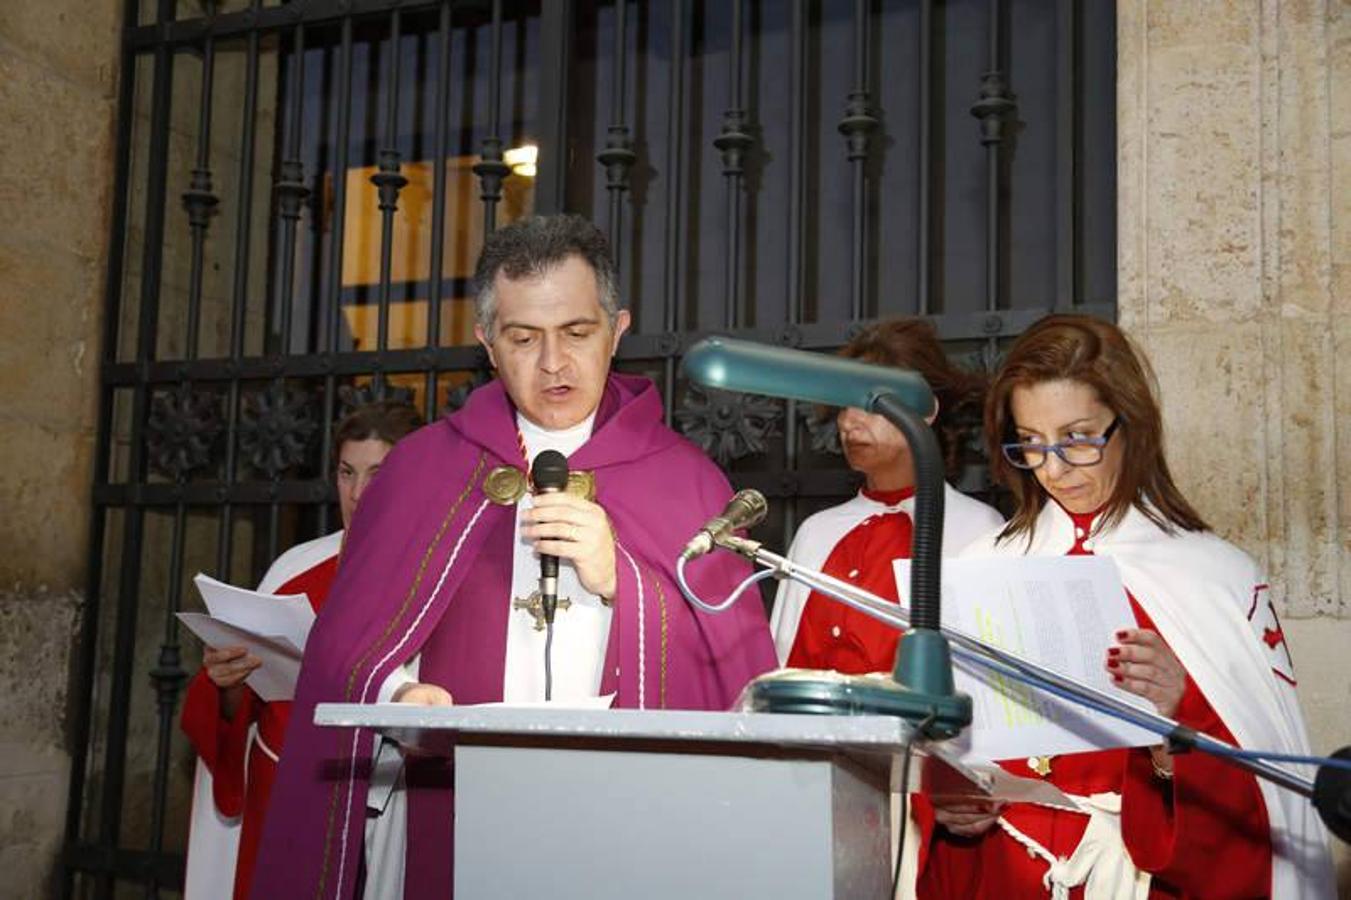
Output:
[{"xmin": 315, "ymin": 703, "xmax": 931, "ymax": 899}]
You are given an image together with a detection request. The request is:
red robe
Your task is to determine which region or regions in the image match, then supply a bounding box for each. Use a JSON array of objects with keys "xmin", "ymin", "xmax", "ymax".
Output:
[
  {"xmin": 787, "ymin": 487, "xmax": 917, "ymax": 672},
  {"xmin": 915, "ymin": 507, "xmax": 1271, "ymax": 898},
  {"xmin": 181, "ymin": 538, "xmax": 340, "ymax": 900},
  {"xmin": 774, "ymin": 484, "xmax": 1003, "ymax": 671}
]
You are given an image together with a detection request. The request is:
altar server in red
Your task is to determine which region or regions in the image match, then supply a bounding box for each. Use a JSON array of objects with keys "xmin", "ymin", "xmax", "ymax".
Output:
[
  {"xmin": 180, "ymin": 400, "xmax": 423, "ymax": 900},
  {"xmin": 915, "ymin": 314, "xmax": 1334, "ymax": 899},
  {"xmin": 770, "ymin": 318, "xmax": 1003, "ymax": 672}
]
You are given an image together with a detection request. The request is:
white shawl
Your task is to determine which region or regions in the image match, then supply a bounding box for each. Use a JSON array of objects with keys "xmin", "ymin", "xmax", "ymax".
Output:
[{"xmin": 961, "ymin": 503, "xmax": 1334, "ymax": 899}]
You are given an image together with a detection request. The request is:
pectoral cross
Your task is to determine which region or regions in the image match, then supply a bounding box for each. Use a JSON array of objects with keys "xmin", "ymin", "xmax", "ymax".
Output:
[{"xmin": 513, "ymin": 590, "xmax": 572, "ymax": 631}]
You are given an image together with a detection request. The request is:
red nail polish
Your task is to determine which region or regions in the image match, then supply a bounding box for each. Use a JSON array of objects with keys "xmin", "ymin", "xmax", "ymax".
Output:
[
  {"xmin": 1112, "ymin": 673, "xmax": 1124, "ymax": 683},
  {"xmin": 1108, "ymin": 647, "xmax": 1121, "ymax": 657},
  {"xmin": 1116, "ymin": 630, "xmax": 1129, "ymax": 640},
  {"xmin": 1107, "ymin": 659, "xmax": 1119, "ymax": 669}
]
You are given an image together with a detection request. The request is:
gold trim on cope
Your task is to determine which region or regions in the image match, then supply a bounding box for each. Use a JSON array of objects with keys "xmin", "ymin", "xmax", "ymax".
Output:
[
  {"xmin": 484, "ymin": 466, "xmax": 528, "ymax": 505},
  {"xmin": 565, "ymin": 470, "xmax": 597, "ymax": 502}
]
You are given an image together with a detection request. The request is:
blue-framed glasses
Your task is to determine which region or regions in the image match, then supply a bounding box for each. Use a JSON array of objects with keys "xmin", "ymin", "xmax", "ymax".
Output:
[{"xmin": 1001, "ymin": 417, "xmax": 1121, "ymax": 470}]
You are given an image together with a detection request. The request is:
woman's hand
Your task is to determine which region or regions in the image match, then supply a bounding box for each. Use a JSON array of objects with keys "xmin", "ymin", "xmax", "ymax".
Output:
[
  {"xmin": 204, "ymin": 644, "xmax": 261, "ymax": 690},
  {"xmin": 930, "ymin": 797, "xmax": 1006, "ymax": 838},
  {"xmin": 1106, "ymin": 628, "xmax": 1186, "ymax": 719},
  {"xmin": 203, "ymin": 645, "xmax": 260, "ymax": 719}
]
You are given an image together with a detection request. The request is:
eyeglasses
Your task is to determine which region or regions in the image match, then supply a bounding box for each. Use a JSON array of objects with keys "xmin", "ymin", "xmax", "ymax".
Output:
[{"xmin": 1001, "ymin": 417, "xmax": 1121, "ymax": 470}]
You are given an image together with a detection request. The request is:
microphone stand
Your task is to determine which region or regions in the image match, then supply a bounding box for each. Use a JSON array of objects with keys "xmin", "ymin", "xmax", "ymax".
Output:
[
  {"xmin": 743, "ymin": 393, "xmax": 973, "ymax": 739},
  {"xmin": 708, "ymin": 532, "xmax": 1319, "ymax": 800}
]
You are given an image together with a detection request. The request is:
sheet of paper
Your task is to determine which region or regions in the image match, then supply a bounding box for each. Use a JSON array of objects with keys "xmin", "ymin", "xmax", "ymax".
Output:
[
  {"xmin": 475, "ymin": 693, "xmax": 617, "ymax": 710},
  {"xmin": 895, "ymin": 555, "xmax": 1156, "ymax": 761},
  {"xmin": 915, "ymin": 751, "xmax": 1078, "ymax": 810},
  {"xmin": 192, "ymin": 572, "xmax": 314, "ymax": 650},
  {"xmin": 175, "ymin": 612, "xmax": 303, "ymax": 702}
]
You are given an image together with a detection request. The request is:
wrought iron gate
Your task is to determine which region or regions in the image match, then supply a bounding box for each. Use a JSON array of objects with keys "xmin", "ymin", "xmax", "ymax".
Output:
[{"xmin": 62, "ymin": 0, "xmax": 1115, "ymax": 895}]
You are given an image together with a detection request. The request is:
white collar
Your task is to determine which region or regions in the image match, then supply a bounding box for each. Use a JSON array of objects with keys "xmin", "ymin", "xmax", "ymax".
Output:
[{"xmin": 516, "ymin": 411, "xmax": 596, "ymax": 464}]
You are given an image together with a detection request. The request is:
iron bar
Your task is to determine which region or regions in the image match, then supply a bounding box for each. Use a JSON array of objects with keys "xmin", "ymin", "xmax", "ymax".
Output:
[
  {"xmin": 372, "ymin": 8, "xmax": 408, "ymax": 394},
  {"xmin": 472, "ymin": 0, "xmax": 510, "ymax": 236},
  {"xmin": 970, "ymin": 0, "xmax": 1014, "ymax": 325},
  {"xmin": 216, "ymin": 4, "xmax": 264, "ymax": 578},
  {"xmin": 101, "ymin": 303, "xmax": 1119, "ymax": 389},
  {"xmin": 534, "ymin": 0, "xmax": 573, "ymax": 214},
  {"xmin": 713, "ymin": 0, "xmax": 752, "ymax": 329},
  {"xmin": 128, "ymin": 0, "xmax": 451, "ymax": 49},
  {"xmin": 783, "ymin": 0, "xmax": 809, "ymax": 547},
  {"xmin": 424, "ymin": 1, "xmax": 453, "ymax": 421},
  {"xmin": 318, "ymin": 14, "xmax": 356, "ymax": 536},
  {"xmin": 183, "ymin": 36, "xmax": 218, "ymax": 359},
  {"xmin": 275, "ymin": 22, "xmax": 310, "ymax": 354},
  {"xmin": 917, "ymin": 0, "xmax": 932, "ymax": 315},
  {"xmin": 95, "ymin": 1, "xmax": 178, "ymax": 895},
  {"xmin": 660, "ymin": 0, "xmax": 686, "ymax": 426},
  {"xmin": 145, "ymin": 501, "xmax": 187, "ymax": 899},
  {"xmin": 1055, "ymin": 0, "xmax": 1077, "ymax": 311},
  {"xmin": 142, "ymin": 25, "xmax": 225, "ymax": 894},
  {"xmin": 59, "ymin": 0, "xmax": 142, "ymax": 894},
  {"xmin": 839, "ymin": 0, "xmax": 878, "ymax": 321},
  {"xmin": 597, "ymin": 0, "xmax": 636, "ymax": 265}
]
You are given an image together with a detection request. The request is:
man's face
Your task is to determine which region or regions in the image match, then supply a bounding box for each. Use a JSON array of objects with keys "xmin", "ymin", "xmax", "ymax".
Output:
[{"xmin": 475, "ymin": 255, "xmax": 630, "ymax": 430}]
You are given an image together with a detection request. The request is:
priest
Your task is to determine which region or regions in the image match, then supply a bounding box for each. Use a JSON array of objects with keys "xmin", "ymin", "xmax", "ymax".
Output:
[{"xmin": 249, "ymin": 214, "xmax": 777, "ymax": 900}]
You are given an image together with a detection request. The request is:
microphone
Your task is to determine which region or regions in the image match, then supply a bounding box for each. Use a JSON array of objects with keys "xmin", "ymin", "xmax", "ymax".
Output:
[
  {"xmin": 531, "ymin": 449, "xmax": 570, "ymax": 624},
  {"xmin": 681, "ymin": 489, "xmax": 768, "ymax": 561},
  {"xmin": 681, "ymin": 336, "xmax": 934, "ymax": 416},
  {"xmin": 1314, "ymin": 746, "xmax": 1351, "ymax": 843}
]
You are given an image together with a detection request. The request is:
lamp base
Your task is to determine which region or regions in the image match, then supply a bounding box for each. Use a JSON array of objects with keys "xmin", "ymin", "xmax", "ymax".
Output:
[{"xmin": 742, "ymin": 669, "xmax": 972, "ymax": 741}]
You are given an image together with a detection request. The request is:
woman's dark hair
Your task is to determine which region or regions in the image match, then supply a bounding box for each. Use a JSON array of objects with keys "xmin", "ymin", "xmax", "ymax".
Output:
[
  {"xmin": 333, "ymin": 400, "xmax": 424, "ymax": 461},
  {"xmin": 838, "ymin": 318, "xmax": 987, "ymax": 481},
  {"xmin": 986, "ymin": 314, "xmax": 1207, "ymax": 543}
]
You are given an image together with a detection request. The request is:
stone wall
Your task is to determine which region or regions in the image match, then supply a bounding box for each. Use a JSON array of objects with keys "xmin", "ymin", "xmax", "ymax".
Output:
[
  {"xmin": 1118, "ymin": 0, "xmax": 1350, "ymax": 888},
  {"xmin": 0, "ymin": 2, "xmax": 120, "ymax": 897}
]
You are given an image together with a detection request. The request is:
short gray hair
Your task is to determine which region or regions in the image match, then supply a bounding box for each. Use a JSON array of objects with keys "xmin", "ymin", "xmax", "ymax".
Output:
[{"xmin": 472, "ymin": 214, "xmax": 622, "ymax": 339}]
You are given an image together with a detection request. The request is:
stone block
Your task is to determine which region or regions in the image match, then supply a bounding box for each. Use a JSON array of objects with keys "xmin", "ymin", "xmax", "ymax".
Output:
[
  {"xmin": 1258, "ymin": 319, "xmax": 1342, "ymax": 618},
  {"xmin": 0, "ymin": 768, "xmax": 67, "ymax": 900},
  {"xmin": 1336, "ymin": 316, "xmax": 1351, "ymax": 621},
  {"xmin": 0, "ymin": 2, "xmax": 119, "ymax": 95},
  {"xmin": 1129, "ymin": 322, "xmax": 1270, "ymax": 567},
  {"xmin": 0, "ymin": 53, "xmax": 116, "ymax": 266},
  {"xmin": 0, "ymin": 423, "xmax": 94, "ymax": 591},
  {"xmin": 1284, "ymin": 616, "xmax": 1351, "ymax": 893},
  {"xmin": 0, "ymin": 587, "xmax": 80, "ymax": 900},
  {"xmin": 1143, "ymin": 44, "xmax": 1264, "ymax": 325},
  {"xmin": 1272, "ymin": 1, "xmax": 1334, "ymax": 319},
  {"xmin": 1144, "ymin": 0, "xmax": 1260, "ymax": 50},
  {"xmin": 0, "ymin": 240, "xmax": 101, "ymax": 431}
]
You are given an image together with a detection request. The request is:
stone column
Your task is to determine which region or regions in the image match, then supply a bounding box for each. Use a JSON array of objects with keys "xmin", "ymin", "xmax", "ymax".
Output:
[
  {"xmin": 1118, "ymin": 0, "xmax": 1349, "ymax": 884},
  {"xmin": 0, "ymin": 3, "xmax": 120, "ymax": 897}
]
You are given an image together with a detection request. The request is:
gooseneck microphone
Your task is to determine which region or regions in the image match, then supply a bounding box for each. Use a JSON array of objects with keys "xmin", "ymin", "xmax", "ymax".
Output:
[
  {"xmin": 531, "ymin": 449, "xmax": 570, "ymax": 625},
  {"xmin": 680, "ymin": 489, "xmax": 768, "ymax": 561}
]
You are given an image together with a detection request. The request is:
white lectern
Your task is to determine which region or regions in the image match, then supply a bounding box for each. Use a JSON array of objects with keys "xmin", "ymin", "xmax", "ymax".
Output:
[{"xmin": 314, "ymin": 704, "xmax": 938, "ymax": 899}]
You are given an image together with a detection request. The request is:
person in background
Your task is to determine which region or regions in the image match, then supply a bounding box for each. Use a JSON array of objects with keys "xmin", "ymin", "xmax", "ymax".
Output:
[
  {"xmin": 914, "ymin": 314, "xmax": 1333, "ymax": 898},
  {"xmin": 770, "ymin": 317, "xmax": 1003, "ymax": 671},
  {"xmin": 180, "ymin": 400, "xmax": 424, "ymax": 900}
]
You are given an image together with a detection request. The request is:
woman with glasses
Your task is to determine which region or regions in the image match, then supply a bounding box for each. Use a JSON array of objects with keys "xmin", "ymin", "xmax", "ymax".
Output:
[
  {"xmin": 913, "ymin": 315, "xmax": 1332, "ymax": 898},
  {"xmin": 770, "ymin": 318, "xmax": 1003, "ymax": 673}
]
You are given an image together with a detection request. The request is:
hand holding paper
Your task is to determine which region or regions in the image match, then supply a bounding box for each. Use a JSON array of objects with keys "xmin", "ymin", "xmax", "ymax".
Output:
[
  {"xmin": 176, "ymin": 573, "xmax": 317, "ymax": 702},
  {"xmin": 894, "ymin": 555, "xmax": 1157, "ymax": 762}
]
